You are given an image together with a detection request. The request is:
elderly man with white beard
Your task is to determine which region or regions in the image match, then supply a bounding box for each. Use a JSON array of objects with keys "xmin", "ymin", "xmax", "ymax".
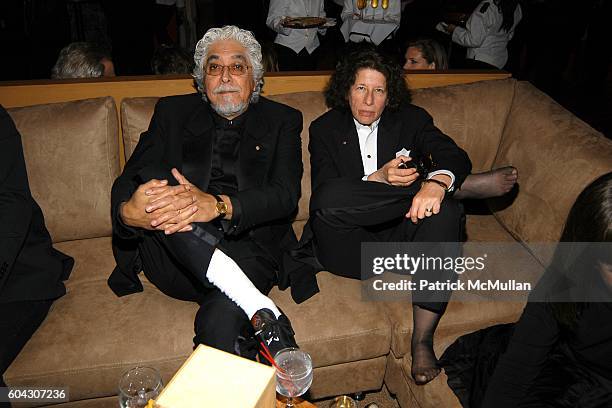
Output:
[{"xmin": 108, "ymin": 26, "xmax": 311, "ymax": 362}]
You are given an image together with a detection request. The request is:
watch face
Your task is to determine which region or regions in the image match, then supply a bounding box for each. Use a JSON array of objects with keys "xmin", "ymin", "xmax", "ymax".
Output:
[{"xmin": 216, "ymin": 201, "xmax": 228, "ymax": 215}]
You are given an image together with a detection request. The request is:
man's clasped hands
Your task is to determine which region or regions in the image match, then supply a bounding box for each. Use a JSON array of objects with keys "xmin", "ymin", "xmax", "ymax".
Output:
[{"xmin": 120, "ymin": 168, "xmax": 230, "ymax": 235}]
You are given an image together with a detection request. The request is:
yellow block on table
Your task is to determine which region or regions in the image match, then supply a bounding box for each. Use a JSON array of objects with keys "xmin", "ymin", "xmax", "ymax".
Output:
[{"xmin": 155, "ymin": 344, "xmax": 277, "ymax": 408}]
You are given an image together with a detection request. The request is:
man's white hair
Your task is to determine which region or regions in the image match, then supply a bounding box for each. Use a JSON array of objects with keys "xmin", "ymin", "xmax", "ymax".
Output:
[{"xmin": 193, "ymin": 25, "xmax": 264, "ymax": 103}]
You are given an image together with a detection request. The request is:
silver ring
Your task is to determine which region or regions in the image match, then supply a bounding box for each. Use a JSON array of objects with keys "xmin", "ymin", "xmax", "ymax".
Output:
[{"xmin": 425, "ymin": 208, "xmax": 432, "ymax": 213}]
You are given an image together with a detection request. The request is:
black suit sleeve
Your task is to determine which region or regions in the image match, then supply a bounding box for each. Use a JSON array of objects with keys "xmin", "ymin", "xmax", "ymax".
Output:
[
  {"xmin": 481, "ymin": 302, "xmax": 559, "ymax": 407},
  {"xmin": 412, "ymin": 108, "xmax": 472, "ymax": 189},
  {"xmin": 228, "ymin": 109, "xmax": 303, "ymax": 235},
  {"xmin": 111, "ymin": 100, "xmax": 167, "ymax": 240},
  {"xmin": 0, "ymin": 106, "xmax": 33, "ymax": 294},
  {"xmin": 308, "ymin": 120, "xmax": 342, "ymax": 193}
]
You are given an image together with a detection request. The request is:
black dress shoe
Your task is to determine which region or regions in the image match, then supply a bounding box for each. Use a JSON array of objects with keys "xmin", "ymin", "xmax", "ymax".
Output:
[{"xmin": 251, "ymin": 308, "xmax": 298, "ymax": 364}]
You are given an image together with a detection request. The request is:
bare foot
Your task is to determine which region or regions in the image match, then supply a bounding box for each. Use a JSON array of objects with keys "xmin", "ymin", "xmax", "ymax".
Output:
[
  {"xmin": 411, "ymin": 338, "xmax": 441, "ymax": 385},
  {"xmin": 454, "ymin": 166, "xmax": 518, "ymax": 200}
]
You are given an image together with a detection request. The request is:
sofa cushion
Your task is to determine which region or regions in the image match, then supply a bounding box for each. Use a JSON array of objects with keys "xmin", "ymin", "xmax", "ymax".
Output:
[
  {"xmin": 491, "ymin": 81, "xmax": 612, "ymax": 262},
  {"xmin": 271, "ymin": 272, "xmax": 392, "ymax": 368},
  {"xmin": 385, "ymin": 353, "xmax": 460, "ymax": 408},
  {"xmin": 4, "ymin": 237, "xmax": 197, "ymax": 402},
  {"xmin": 4, "ymin": 277, "xmax": 198, "ymax": 403},
  {"xmin": 464, "ymin": 213, "xmax": 516, "ymax": 242},
  {"xmin": 5, "ymin": 238, "xmax": 390, "ymax": 402},
  {"xmin": 411, "ymin": 79, "xmax": 516, "ymax": 173},
  {"xmin": 54, "ymin": 237, "xmax": 118, "ymax": 289},
  {"xmin": 309, "ymin": 357, "xmax": 387, "ymax": 399},
  {"xmin": 7, "ymin": 97, "xmax": 120, "ymax": 243},
  {"xmin": 292, "ymin": 219, "xmax": 307, "ymax": 240},
  {"xmin": 121, "ymin": 97, "xmax": 158, "ymax": 161},
  {"xmin": 266, "ymin": 91, "xmax": 328, "ymax": 222}
]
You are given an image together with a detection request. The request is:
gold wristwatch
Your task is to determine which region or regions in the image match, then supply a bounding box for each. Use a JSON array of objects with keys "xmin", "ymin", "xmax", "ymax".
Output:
[{"xmin": 212, "ymin": 194, "xmax": 228, "ymax": 218}]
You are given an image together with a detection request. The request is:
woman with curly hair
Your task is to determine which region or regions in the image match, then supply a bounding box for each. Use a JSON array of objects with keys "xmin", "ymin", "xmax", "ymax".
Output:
[{"xmin": 305, "ymin": 44, "xmax": 471, "ymax": 384}]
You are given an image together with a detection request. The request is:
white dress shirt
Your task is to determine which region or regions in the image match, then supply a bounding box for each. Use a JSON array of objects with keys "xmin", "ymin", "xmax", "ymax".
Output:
[
  {"xmin": 267, "ymin": 0, "xmax": 326, "ymax": 54},
  {"xmin": 340, "ymin": 0, "xmax": 400, "ymax": 45},
  {"xmin": 355, "ymin": 118, "xmax": 380, "ymax": 177},
  {"xmin": 354, "ymin": 118, "xmax": 455, "ymax": 189},
  {"xmin": 452, "ymin": 0, "xmax": 522, "ymax": 69}
]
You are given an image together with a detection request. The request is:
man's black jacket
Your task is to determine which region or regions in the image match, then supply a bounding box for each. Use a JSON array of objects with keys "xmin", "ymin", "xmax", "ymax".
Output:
[{"xmin": 108, "ymin": 94, "xmax": 309, "ymax": 298}]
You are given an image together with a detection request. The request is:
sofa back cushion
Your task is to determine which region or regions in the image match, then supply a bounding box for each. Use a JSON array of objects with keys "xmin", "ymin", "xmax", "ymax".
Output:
[
  {"xmin": 410, "ymin": 78, "xmax": 516, "ymax": 173},
  {"xmin": 266, "ymin": 92, "xmax": 328, "ymax": 222},
  {"xmin": 8, "ymin": 97, "xmax": 120, "ymax": 243},
  {"xmin": 491, "ymin": 81, "xmax": 612, "ymax": 249},
  {"xmin": 121, "ymin": 97, "xmax": 158, "ymax": 160}
]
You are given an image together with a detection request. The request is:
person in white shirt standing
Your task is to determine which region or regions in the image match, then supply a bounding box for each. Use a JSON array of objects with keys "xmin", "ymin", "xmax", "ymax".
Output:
[
  {"xmin": 340, "ymin": 0, "xmax": 401, "ymax": 46},
  {"xmin": 440, "ymin": 0, "xmax": 522, "ymax": 70},
  {"xmin": 266, "ymin": 0, "xmax": 327, "ymax": 71}
]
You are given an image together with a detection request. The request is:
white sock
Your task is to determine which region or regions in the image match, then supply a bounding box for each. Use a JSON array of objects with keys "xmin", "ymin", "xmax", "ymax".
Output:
[{"xmin": 206, "ymin": 249, "xmax": 282, "ymax": 319}]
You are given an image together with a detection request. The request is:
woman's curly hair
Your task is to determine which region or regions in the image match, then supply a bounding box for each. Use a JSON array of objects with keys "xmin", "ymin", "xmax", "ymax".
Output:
[{"xmin": 324, "ymin": 44, "xmax": 410, "ymax": 111}]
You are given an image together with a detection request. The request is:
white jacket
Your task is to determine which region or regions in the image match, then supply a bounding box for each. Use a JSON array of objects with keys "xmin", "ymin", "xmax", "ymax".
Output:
[
  {"xmin": 267, "ymin": 0, "xmax": 326, "ymax": 54},
  {"xmin": 452, "ymin": 0, "xmax": 522, "ymax": 69},
  {"xmin": 340, "ymin": 0, "xmax": 400, "ymax": 45}
]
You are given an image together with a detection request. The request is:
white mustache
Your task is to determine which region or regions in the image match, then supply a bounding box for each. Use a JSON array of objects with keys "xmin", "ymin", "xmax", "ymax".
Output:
[{"xmin": 213, "ymin": 85, "xmax": 240, "ymax": 94}]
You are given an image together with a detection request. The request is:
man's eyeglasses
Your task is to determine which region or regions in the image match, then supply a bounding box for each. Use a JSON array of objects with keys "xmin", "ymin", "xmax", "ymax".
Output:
[{"xmin": 205, "ymin": 63, "xmax": 250, "ymax": 76}]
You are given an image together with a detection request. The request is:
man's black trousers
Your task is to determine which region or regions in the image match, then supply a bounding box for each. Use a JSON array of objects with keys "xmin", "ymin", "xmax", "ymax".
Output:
[
  {"xmin": 129, "ymin": 166, "xmax": 278, "ymax": 358},
  {"xmin": 137, "ymin": 227, "xmax": 278, "ymax": 357}
]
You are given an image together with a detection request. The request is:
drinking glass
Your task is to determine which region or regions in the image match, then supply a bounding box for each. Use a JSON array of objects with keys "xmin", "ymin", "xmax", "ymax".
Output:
[
  {"xmin": 356, "ymin": 0, "xmax": 367, "ymax": 20},
  {"xmin": 328, "ymin": 395, "xmax": 358, "ymax": 408},
  {"xmin": 118, "ymin": 366, "xmax": 163, "ymax": 408},
  {"xmin": 381, "ymin": 0, "xmax": 388, "ymax": 21},
  {"xmin": 274, "ymin": 348, "xmax": 313, "ymax": 408}
]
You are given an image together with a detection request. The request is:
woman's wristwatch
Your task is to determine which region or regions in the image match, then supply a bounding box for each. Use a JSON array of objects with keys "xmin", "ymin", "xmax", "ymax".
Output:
[{"xmin": 421, "ymin": 178, "xmax": 449, "ymax": 192}]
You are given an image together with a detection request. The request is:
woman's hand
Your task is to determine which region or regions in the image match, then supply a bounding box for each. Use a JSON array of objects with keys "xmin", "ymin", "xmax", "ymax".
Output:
[
  {"xmin": 367, "ymin": 155, "xmax": 420, "ymax": 186},
  {"xmin": 406, "ymin": 175, "xmax": 451, "ymax": 223}
]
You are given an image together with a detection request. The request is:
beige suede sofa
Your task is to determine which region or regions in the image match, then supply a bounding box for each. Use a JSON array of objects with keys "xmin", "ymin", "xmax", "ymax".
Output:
[{"xmin": 4, "ymin": 78, "xmax": 612, "ymax": 408}]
